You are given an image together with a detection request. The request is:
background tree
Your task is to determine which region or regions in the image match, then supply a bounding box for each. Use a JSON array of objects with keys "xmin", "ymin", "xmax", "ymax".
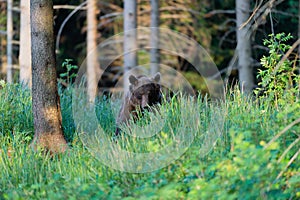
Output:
[
  {"xmin": 0, "ymin": 2, "xmax": 7, "ymax": 79},
  {"xmin": 31, "ymin": 0, "xmax": 67, "ymax": 153},
  {"xmin": 298, "ymin": 0, "xmax": 300, "ymax": 57},
  {"xmin": 150, "ymin": 0, "xmax": 160, "ymax": 75},
  {"xmin": 6, "ymin": 0, "xmax": 13, "ymax": 83},
  {"xmin": 87, "ymin": 0, "xmax": 99, "ymax": 101},
  {"xmin": 123, "ymin": 0, "xmax": 137, "ymax": 91},
  {"xmin": 19, "ymin": 0, "xmax": 31, "ymax": 87},
  {"xmin": 236, "ymin": 0, "xmax": 254, "ymax": 94},
  {"xmin": 0, "ymin": 0, "xmax": 299, "ymax": 95}
]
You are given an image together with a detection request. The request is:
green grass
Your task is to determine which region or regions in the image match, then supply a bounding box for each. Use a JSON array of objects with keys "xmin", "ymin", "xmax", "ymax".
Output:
[{"xmin": 0, "ymin": 83, "xmax": 299, "ymax": 199}]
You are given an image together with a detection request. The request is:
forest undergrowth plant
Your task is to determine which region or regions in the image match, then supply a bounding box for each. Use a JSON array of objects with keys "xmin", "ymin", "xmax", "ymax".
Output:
[
  {"xmin": 255, "ymin": 33, "xmax": 300, "ymax": 108},
  {"xmin": 255, "ymin": 33, "xmax": 300, "ymax": 189},
  {"xmin": 1, "ymin": 83, "xmax": 299, "ymax": 199},
  {"xmin": 59, "ymin": 59, "xmax": 78, "ymax": 86},
  {"xmin": 1, "ymin": 52, "xmax": 299, "ymax": 198},
  {"xmin": 58, "ymin": 59, "xmax": 79, "ymax": 142},
  {"xmin": 0, "ymin": 81, "xmax": 33, "ymax": 136}
]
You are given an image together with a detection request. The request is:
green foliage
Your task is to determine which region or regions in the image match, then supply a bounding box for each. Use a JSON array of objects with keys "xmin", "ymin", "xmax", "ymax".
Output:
[
  {"xmin": 188, "ymin": 132, "xmax": 286, "ymax": 200},
  {"xmin": 0, "ymin": 84, "xmax": 299, "ymax": 199},
  {"xmin": 0, "ymin": 81, "xmax": 33, "ymax": 136},
  {"xmin": 58, "ymin": 84, "xmax": 77, "ymax": 143},
  {"xmin": 58, "ymin": 59, "xmax": 79, "ymax": 142},
  {"xmin": 255, "ymin": 33, "xmax": 300, "ymax": 107},
  {"xmin": 59, "ymin": 59, "xmax": 78, "ymax": 85},
  {"xmin": 254, "ymin": 34, "xmax": 300, "ymax": 178},
  {"xmin": 182, "ymin": 71, "xmax": 207, "ymax": 92},
  {"xmin": 95, "ymin": 96, "xmax": 116, "ymax": 134}
]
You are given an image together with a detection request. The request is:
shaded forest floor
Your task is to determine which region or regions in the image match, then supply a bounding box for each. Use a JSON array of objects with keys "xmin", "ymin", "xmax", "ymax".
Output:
[{"xmin": 0, "ymin": 83, "xmax": 299, "ymax": 199}]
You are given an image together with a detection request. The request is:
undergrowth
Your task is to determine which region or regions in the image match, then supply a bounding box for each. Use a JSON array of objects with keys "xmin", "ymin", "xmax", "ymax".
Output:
[
  {"xmin": 0, "ymin": 33, "xmax": 299, "ymax": 199},
  {"xmin": 0, "ymin": 84, "xmax": 299, "ymax": 199}
]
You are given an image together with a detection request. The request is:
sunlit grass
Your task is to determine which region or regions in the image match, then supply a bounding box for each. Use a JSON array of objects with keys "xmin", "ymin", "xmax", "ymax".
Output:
[{"xmin": 0, "ymin": 84, "xmax": 299, "ymax": 199}]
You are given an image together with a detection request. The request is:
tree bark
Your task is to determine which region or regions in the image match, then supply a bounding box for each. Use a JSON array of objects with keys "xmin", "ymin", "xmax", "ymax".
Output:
[
  {"xmin": 6, "ymin": 0, "xmax": 13, "ymax": 83},
  {"xmin": 150, "ymin": 0, "xmax": 160, "ymax": 75},
  {"xmin": 87, "ymin": 0, "xmax": 99, "ymax": 102},
  {"xmin": 31, "ymin": 0, "xmax": 67, "ymax": 153},
  {"xmin": 19, "ymin": 0, "xmax": 32, "ymax": 87},
  {"xmin": 1, "ymin": 38, "xmax": 7, "ymax": 76},
  {"xmin": 123, "ymin": 0, "xmax": 137, "ymax": 91},
  {"xmin": 236, "ymin": 0, "xmax": 254, "ymax": 94},
  {"xmin": 298, "ymin": 0, "xmax": 300, "ymax": 57}
]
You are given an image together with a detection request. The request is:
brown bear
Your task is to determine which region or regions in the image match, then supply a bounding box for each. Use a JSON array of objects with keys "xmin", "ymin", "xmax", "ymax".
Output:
[{"xmin": 115, "ymin": 72, "xmax": 162, "ymax": 136}]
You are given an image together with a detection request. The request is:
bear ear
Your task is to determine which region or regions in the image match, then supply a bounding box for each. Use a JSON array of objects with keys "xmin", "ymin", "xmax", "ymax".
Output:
[
  {"xmin": 129, "ymin": 75, "xmax": 138, "ymax": 85},
  {"xmin": 152, "ymin": 72, "xmax": 160, "ymax": 83},
  {"xmin": 129, "ymin": 85, "xmax": 134, "ymax": 93}
]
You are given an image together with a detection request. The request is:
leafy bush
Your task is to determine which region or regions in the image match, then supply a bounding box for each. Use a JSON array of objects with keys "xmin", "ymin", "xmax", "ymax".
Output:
[{"xmin": 255, "ymin": 33, "xmax": 300, "ymax": 107}]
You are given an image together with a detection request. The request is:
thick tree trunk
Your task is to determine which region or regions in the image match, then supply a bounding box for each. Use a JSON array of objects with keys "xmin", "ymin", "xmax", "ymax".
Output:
[
  {"xmin": 123, "ymin": 0, "xmax": 137, "ymax": 91},
  {"xmin": 19, "ymin": 0, "xmax": 32, "ymax": 87},
  {"xmin": 236, "ymin": 0, "xmax": 254, "ymax": 94},
  {"xmin": 31, "ymin": 0, "xmax": 67, "ymax": 153},
  {"xmin": 150, "ymin": 0, "xmax": 160, "ymax": 75},
  {"xmin": 87, "ymin": 0, "xmax": 99, "ymax": 102},
  {"xmin": 6, "ymin": 0, "xmax": 13, "ymax": 83}
]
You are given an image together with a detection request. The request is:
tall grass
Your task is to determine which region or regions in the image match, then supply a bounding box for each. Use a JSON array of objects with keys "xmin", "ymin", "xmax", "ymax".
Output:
[
  {"xmin": 0, "ymin": 83, "xmax": 299, "ymax": 199},
  {"xmin": 0, "ymin": 83, "xmax": 33, "ymax": 136}
]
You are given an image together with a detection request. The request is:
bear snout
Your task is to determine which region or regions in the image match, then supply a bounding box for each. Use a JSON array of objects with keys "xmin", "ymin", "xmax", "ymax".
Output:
[{"xmin": 141, "ymin": 94, "xmax": 149, "ymax": 109}]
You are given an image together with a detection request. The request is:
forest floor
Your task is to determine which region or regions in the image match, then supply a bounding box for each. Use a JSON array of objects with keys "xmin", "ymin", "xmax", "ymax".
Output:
[{"xmin": 0, "ymin": 83, "xmax": 299, "ymax": 199}]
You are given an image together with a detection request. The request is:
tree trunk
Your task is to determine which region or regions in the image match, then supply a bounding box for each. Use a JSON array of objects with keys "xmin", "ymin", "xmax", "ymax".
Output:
[
  {"xmin": 150, "ymin": 0, "xmax": 160, "ymax": 75},
  {"xmin": 123, "ymin": 0, "xmax": 137, "ymax": 91},
  {"xmin": 236, "ymin": 0, "xmax": 254, "ymax": 94},
  {"xmin": 19, "ymin": 0, "xmax": 32, "ymax": 87},
  {"xmin": 298, "ymin": 0, "xmax": 300, "ymax": 57},
  {"xmin": 6, "ymin": 0, "xmax": 13, "ymax": 83},
  {"xmin": 1, "ymin": 38, "xmax": 7, "ymax": 76},
  {"xmin": 31, "ymin": 0, "xmax": 67, "ymax": 153},
  {"xmin": 87, "ymin": 0, "xmax": 99, "ymax": 102}
]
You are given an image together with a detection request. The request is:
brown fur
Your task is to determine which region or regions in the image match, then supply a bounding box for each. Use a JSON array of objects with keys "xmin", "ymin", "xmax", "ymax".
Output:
[{"xmin": 115, "ymin": 73, "xmax": 161, "ymax": 136}]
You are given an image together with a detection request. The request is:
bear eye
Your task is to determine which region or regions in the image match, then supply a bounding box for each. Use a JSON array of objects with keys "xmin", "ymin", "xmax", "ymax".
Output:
[{"xmin": 136, "ymin": 94, "xmax": 142, "ymax": 100}]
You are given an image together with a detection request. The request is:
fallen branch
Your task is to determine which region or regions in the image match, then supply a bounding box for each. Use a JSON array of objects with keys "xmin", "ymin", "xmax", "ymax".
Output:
[
  {"xmin": 275, "ymin": 148, "xmax": 300, "ymax": 181},
  {"xmin": 54, "ymin": 5, "xmax": 87, "ymax": 10},
  {"xmin": 240, "ymin": 0, "xmax": 285, "ymax": 29},
  {"xmin": 240, "ymin": 0, "xmax": 264, "ymax": 29},
  {"xmin": 204, "ymin": 9, "xmax": 235, "ymax": 18},
  {"xmin": 277, "ymin": 137, "xmax": 300, "ymax": 163},
  {"xmin": 275, "ymin": 38, "xmax": 300, "ymax": 73},
  {"xmin": 264, "ymin": 117, "xmax": 300, "ymax": 150},
  {"xmin": 55, "ymin": 1, "xmax": 88, "ymax": 53}
]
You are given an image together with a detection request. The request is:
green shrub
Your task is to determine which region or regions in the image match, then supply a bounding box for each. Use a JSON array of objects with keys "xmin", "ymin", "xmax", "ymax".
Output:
[{"xmin": 255, "ymin": 33, "xmax": 300, "ymax": 107}]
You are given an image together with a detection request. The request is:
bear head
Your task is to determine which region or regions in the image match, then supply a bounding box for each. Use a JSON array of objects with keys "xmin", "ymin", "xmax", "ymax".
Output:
[{"xmin": 128, "ymin": 72, "xmax": 162, "ymax": 110}]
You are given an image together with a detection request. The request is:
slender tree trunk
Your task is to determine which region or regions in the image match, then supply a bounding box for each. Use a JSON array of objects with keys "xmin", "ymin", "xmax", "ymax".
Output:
[
  {"xmin": 298, "ymin": 0, "xmax": 300, "ymax": 57},
  {"xmin": 19, "ymin": 0, "xmax": 32, "ymax": 87},
  {"xmin": 236, "ymin": 0, "xmax": 254, "ymax": 94},
  {"xmin": 298, "ymin": 0, "xmax": 300, "ymax": 89},
  {"xmin": 6, "ymin": 0, "xmax": 13, "ymax": 83},
  {"xmin": 31, "ymin": 0, "xmax": 67, "ymax": 153},
  {"xmin": 123, "ymin": 0, "xmax": 137, "ymax": 91},
  {"xmin": 87, "ymin": 0, "xmax": 99, "ymax": 102},
  {"xmin": 1, "ymin": 38, "xmax": 7, "ymax": 76},
  {"xmin": 150, "ymin": 0, "xmax": 160, "ymax": 75}
]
